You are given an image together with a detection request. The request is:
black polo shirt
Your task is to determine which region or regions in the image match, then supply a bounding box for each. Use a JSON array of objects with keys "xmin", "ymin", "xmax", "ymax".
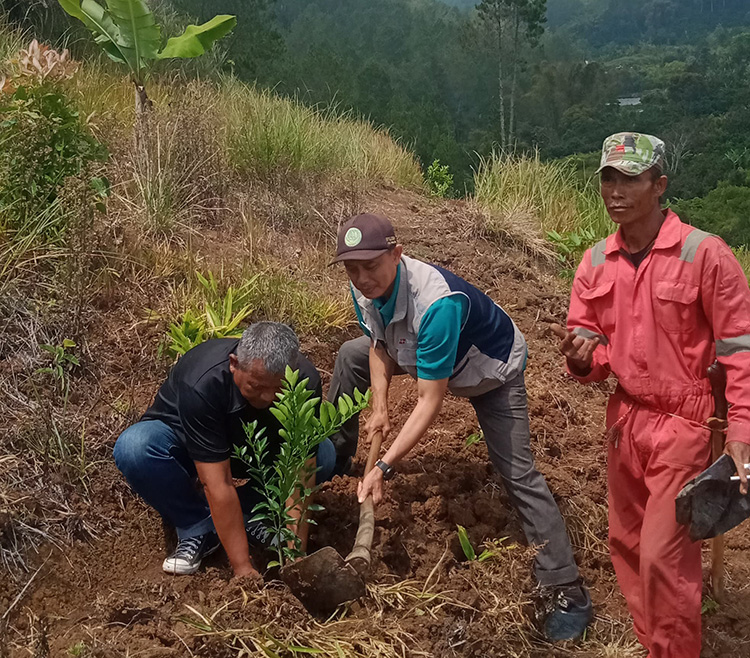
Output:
[{"xmin": 142, "ymin": 338, "xmax": 321, "ymax": 477}]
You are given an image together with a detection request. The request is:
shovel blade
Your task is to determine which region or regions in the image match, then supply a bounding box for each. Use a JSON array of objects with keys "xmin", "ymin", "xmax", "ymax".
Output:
[{"xmin": 280, "ymin": 546, "xmax": 366, "ymax": 615}]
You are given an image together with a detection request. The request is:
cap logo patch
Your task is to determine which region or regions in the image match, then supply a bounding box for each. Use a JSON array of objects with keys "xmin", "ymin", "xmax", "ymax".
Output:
[{"xmin": 344, "ymin": 227, "xmax": 362, "ymax": 247}]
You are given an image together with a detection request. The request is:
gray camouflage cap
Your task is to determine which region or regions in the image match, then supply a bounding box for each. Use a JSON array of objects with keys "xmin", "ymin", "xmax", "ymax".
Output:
[{"xmin": 597, "ymin": 132, "xmax": 666, "ymax": 176}]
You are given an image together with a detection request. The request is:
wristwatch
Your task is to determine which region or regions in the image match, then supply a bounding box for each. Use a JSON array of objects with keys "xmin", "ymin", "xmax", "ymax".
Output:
[{"xmin": 375, "ymin": 459, "xmax": 396, "ymax": 481}]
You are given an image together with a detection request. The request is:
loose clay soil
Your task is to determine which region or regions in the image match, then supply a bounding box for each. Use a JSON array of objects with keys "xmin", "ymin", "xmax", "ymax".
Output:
[{"xmin": 3, "ymin": 189, "xmax": 750, "ymax": 657}]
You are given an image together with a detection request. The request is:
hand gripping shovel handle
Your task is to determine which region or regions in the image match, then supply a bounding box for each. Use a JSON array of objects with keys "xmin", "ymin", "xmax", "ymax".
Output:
[{"xmin": 345, "ymin": 430, "xmax": 383, "ymax": 575}]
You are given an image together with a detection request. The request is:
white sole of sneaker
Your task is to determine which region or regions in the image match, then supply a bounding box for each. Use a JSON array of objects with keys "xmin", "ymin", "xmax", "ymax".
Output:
[{"xmin": 162, "ymin": 542, "xmax": 221, "ymax": 575}]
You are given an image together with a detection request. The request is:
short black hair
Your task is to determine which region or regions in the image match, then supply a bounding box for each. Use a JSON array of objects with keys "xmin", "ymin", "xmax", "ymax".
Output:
[{"xmin": 649, "ymin": 166, "xmax": 665, "ymax": 181}]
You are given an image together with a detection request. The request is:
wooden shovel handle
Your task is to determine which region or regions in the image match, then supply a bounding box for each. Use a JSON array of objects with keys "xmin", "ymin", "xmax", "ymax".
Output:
[
  {"xmin": 345, "ymin": 430, "xmax": 383, "ymax": 573},
  {"xmin": 707, "ymin": 360, "xmax": 728, "ymax": 602},
  {"xmin": 708, "ymin": 361, "xmax": 728, "ymax": 421}
]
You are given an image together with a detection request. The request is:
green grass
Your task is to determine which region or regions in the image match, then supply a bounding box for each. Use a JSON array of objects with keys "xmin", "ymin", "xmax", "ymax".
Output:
[
  {"xmin": 473, "ymin": 151, "xmax": 612, "ymax": 256},
  {"xmin": 0, "ymin": 15, "xmax": 24, "ymax": 66},
  {"xmin": 218, "ymin": 77, "xmax": 423, "ymax": 189}
]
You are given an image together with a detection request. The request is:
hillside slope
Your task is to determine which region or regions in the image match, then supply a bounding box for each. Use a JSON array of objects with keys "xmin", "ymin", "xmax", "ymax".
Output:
[{"xmin": 3, "ymin": 187, "xmax": 749, "ymax": 657}]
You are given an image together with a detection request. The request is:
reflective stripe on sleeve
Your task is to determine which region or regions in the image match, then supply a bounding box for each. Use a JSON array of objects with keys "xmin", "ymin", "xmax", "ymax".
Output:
[
  {"xmin": 591, "ymin": 238, "xmax": 607, "ymax": 267},
  {"xmin": 679, "ymin": 229, "xmax": 713, "ymax": 263},
  {"xmin": 572, "ymin": 327, "xmax": 609, "ymax": 346},
  {"xmin": 716, "ymin": 334, "xmax": 750, "ymax": 357}
]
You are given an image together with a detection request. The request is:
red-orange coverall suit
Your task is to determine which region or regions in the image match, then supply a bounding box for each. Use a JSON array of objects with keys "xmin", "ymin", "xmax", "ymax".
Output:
[{"xmin": 566, "ymin": 210, "xmax": 750, "ymax": 657}]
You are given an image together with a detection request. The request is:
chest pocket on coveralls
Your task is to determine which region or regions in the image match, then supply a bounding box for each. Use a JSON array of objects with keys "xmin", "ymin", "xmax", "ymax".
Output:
[
  {"xmin": 579, "ymin": 279, "xmax": 616, "ymax": 337},
  {"xmin": 654, "ymin": 280, "xmax": 700, "ymax": 333}
]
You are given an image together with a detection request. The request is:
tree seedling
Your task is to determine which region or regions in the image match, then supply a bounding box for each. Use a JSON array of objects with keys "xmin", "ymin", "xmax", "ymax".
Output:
[
  {"xmin": 457, "ymin": 525, "xmax": 503, "ymax": 562},
  {"xmin": 233, "ymin": 367, "xmax": 370, "ymax": 567}
]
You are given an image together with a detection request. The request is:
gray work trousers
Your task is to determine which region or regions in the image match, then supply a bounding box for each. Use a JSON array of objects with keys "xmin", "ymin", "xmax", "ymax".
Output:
[{"xmin": 328, "ymin": 336, "xmax": 579, "ymax": 587}]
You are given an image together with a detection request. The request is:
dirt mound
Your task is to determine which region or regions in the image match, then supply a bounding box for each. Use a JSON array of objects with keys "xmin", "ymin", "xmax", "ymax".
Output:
[{"xmin": 3, "ymin": 189, "xmax": 750, "ymax": 657}]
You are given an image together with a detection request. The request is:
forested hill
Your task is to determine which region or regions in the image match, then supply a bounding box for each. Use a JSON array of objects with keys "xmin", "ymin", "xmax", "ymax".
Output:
[
  {"xmin": 446, "ymin": 0, "xmax": 750, "ymax": 45},
  {"xmin": 5, "ymin": 0, "xmax": 750, "ymax": 246}
]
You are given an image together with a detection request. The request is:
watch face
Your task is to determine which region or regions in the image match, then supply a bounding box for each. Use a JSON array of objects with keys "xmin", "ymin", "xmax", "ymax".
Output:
[{"xmin": 377, "ymin": 460, "xmax": 394, "ymax": 480}]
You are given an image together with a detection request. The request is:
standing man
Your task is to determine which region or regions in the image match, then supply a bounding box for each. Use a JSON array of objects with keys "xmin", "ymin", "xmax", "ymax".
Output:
[
  {"xmin": 114, "ymin": 322, "xmax": 335, "ymax": 579},
  {"xmin": 554, "ymin": 132, "xmax": 750, "ymax": 657},
  {"xmin": 328, "ymin": 213, "xmax": 592, "ymax": 641}
]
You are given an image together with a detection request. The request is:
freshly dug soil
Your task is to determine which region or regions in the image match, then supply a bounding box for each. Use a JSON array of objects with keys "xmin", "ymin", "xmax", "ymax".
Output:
[{"xmin": 3, "ymin": 189, "xmax": 750, "ymax": 657}]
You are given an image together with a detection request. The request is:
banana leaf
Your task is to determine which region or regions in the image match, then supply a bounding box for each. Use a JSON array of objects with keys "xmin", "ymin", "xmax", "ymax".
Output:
[
  {"xmin": 158, "ymin": 15, "xmax": 237, "ymax": 59},
  {"xmin": 106, "ymin": 0, "xmax": 160, "ymax": 69}
]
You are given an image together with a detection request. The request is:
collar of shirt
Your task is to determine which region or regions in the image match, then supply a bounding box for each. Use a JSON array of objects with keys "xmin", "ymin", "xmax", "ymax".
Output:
[
  {"xmin": 605, "ymin": 208, "xmax": 681, "ymax": 258},
  {"xmin": 373, "ymin": 263, "xmax": 401, "ymax": 327}
]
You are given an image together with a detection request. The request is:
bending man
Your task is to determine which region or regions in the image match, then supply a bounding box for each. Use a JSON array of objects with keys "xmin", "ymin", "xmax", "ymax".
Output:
[{"xmin": 329, "ymin": 213, "xmax": 592, "ymax": 641}]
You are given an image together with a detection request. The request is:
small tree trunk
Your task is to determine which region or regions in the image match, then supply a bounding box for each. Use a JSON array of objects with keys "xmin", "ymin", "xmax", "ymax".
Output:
[
  {"xmin": 134, "ymin": 81, "xmax": 152, "ymax": 152},
  {"xmin": 497, "ymin": 17, "xmax": 506, "ymax": 150},
  {"xmin": 509, "ymin": 5, "xmax": 520, "ymax": 149}
]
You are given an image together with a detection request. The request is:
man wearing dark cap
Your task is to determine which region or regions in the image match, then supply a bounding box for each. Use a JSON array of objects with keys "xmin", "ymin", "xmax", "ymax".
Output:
[
  {"xmin": 553, "ymin": 132, "xmax": 750, "ymax": 657},
  {"xmin": 328, "ymin": 213, "xmax": 592, "ymax": 641}
]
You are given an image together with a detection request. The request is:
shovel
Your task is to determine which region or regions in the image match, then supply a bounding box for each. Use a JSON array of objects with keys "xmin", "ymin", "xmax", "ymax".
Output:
[{"xmin": 281, "ymin": 430, "xmax": 383, "ymax": 615}]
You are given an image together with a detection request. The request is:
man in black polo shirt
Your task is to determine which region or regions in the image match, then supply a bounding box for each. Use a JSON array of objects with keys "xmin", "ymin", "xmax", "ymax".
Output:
[{"xmin": 113, "ymin": 322, "xmax": 334, "ymax": 578}]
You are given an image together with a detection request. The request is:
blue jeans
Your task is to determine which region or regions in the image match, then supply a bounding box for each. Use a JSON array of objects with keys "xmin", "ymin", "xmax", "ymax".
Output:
[{"xmin": 113, "ymin": 419, "xmax": 336, "ymax": 539}]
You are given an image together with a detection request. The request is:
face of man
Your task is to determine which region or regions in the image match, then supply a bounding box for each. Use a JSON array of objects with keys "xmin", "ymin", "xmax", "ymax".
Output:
[
  {"xmin": 600, "ymin": 167, "xmax": 668, "ymax": 227},
  {"xmin": 229, "ymin": 356, "xmax": 284, "ymax": 408},
  {"xmin": 343, "ymin": 245, "xmax": 403, "ymax": 300}
]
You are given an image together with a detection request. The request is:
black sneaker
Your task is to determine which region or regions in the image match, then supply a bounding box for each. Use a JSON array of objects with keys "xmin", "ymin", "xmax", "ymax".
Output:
[
  {"xmin": 162, "ymin": 532, "xmax": 220, "ymax": 575},
  {"xmin": 538, "ymin": 579, "xmax": 593, "ymax": 641}
]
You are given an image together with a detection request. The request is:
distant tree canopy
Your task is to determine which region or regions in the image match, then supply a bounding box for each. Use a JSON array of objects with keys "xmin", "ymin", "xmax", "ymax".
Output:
[{"xmin": 4, "ymin": 0, "xmax": 750, "ymax": 244}]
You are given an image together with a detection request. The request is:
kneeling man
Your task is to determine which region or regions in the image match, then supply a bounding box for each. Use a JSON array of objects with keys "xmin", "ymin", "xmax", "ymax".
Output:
[{"xmin": 114, "ymin": 322, "xmax": 334, "ymax": 579}]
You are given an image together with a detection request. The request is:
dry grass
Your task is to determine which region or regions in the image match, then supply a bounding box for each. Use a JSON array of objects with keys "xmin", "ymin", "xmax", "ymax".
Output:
[
  {"xmin": 734, "ymin": 246, "xmax": 750, "ymax": 281},
  {"xmin": 473, "ymin": 151, "xmax": 612, "ymax": 258}
]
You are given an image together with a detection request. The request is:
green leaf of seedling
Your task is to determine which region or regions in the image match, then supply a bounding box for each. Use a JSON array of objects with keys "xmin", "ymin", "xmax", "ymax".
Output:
[
  {"xmin": 477, "ymin": 549, "xmax": 494, "ymax": 562},
  {"xmin": 307, "ymin": 503, "xmax": 324, "ymax": 512},
  {"xmin": 267, "ymin": 560, "xmax": 281, "ymax": 569},
  {"xmin": 457, "ymin": 525, "xmax": 476, "ymax": 561},
  {"xmin": 464, "ymin": 431, "xmax": 484, "ymax": 448}
]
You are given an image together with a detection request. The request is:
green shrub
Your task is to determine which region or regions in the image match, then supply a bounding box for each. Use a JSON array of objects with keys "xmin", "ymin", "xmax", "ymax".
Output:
[
  {"xmin": 426, "ymin": 159, "xmax": 454, "ymax": 197},
  {"xmin": 0, "ymin": 82, "xmax": 107, "ymax": 233},
  {"xmin": 672, "ymin": 184, "xmax": 750, "ymax": 248},
  {"xmin": 166, "ymin": 269, "xmax": 352, "ymax": 357}
]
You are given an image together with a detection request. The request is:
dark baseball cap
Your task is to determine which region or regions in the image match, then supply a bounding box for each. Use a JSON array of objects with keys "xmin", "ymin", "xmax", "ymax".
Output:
[{"xmin": 330, "ymin": 213, "xmax": 398, "ymax": 264}]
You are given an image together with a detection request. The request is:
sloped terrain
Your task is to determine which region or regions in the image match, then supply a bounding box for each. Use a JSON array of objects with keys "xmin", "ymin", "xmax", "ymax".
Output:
[{"xmin": 2, "ymin": 188, "xmax": 750, "ymax": 657}]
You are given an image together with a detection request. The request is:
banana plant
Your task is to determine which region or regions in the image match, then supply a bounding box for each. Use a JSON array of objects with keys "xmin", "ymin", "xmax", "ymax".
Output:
[{"xmin": 57, "ymin": 0, "xmax": 236, "ymax": 117}]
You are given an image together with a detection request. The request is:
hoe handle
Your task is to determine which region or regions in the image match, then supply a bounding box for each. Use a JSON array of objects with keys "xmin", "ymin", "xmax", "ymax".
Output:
[
  {"xmin": 345, "ymin": 430, "xmax": 383, "ymax": 574},
  {"xmin": 707, "ymin": 360, "xmax": 728, "ymax": 602}
]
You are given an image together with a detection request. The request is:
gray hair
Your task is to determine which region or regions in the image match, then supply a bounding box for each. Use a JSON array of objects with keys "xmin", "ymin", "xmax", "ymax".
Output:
[{"xmin": 236, "ymin": 322, "xmax": 300, "ymax": 374}]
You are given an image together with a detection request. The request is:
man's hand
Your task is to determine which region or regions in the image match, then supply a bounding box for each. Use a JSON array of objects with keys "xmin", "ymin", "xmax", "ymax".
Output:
[
  {"xmin": 357, "ymin": 466, "xmax": 384, "ymax": 504},
  {"xmin": 365, "ymin": 409, "xmax": 391, "ymax": 443},
  {"xmin": 550, "ymin": 323, "xmax": 599, "ymax": 374},
  {"xmin": 231, "ymin": 563, "xmax": 264, "ymax": 587},
  {"xmin": 725, "ymin": 441, "xmax": 750, "ymax": 495}
]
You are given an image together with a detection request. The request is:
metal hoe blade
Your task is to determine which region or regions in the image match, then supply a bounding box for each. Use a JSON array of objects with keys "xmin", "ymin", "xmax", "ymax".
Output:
[{"xmin": 281, "ymin": 546, "xmax": 366, "ymax": 615}]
